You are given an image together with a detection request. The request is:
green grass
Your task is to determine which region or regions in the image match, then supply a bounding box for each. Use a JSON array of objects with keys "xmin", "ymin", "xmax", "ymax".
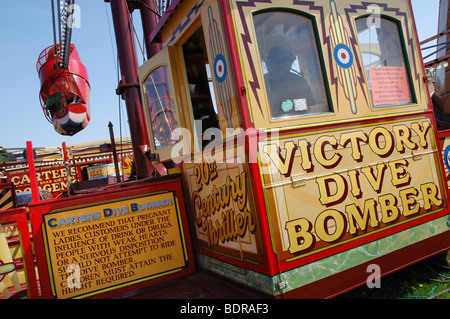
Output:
[{"xmin": 341, "ymin": 254, "xmax": 450, "ymax": 299}]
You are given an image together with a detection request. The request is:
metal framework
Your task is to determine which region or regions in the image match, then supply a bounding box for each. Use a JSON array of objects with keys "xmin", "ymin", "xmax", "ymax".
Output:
[{"xmin": 51, "ymin": 0, "xmax": 75, "ymax": 69}]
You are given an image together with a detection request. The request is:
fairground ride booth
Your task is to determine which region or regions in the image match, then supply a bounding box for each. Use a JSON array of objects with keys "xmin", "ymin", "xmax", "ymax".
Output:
[{"xmin": 136, "ymin": 0, "xmax": 450, "ymax": 298}]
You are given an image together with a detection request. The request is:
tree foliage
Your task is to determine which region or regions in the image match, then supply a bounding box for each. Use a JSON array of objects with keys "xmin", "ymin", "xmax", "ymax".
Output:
[{"xmin": 0, "ymin": 147, "xmax": 15, "ymax": 164}]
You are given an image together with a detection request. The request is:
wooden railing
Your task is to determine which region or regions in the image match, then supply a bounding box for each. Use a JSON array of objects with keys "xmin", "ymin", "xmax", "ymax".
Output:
[{"xmin": 0, "ymin": 207, "xmax": 39, "ymax": 299}]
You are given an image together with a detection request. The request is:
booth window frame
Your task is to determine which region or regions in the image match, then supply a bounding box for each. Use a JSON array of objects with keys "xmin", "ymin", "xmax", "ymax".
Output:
[
  {"xmin": 251, "ymin": 8, "xmax": 334, "ymax": 124},
  {"xmin": 354, "ymin": 14, "xmax": 417, "ymax": 109}
]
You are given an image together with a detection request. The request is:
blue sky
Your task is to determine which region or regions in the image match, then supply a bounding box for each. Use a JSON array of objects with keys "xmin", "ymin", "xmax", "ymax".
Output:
[
  {"xmin": 0, "ymin": 0, "xmax": 128, "ymax": 150},
  {"xmin": 0, "ymin": 0, "xmax": 441, "ymax": 150}
]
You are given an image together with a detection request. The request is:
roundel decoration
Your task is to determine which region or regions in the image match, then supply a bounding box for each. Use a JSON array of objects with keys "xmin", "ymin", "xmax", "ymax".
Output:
[
  {"xmin": 0, "ymin": 260, "xmax": 15, "ymax": 283},
  {"xmin": 334, "ymin": 43, "xmax": 354, "ymax": 69},
  {"xmin": 444, "ymin": 145, "xmax": 450, "ymax": 172},
  {"xmin": 214, "ymin": 54, "xmax": 227, "ymax": 83}
]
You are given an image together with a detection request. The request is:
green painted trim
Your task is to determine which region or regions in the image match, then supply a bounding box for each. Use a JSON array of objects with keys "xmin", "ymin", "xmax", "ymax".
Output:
[{"xmin": 196, "ymin": 215, "xmax": 450, "ymax": 296}]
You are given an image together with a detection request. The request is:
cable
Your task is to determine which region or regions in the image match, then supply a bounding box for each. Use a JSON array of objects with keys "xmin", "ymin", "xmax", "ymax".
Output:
[
  {"xmin": 104, "ymin": 1, "xmax": 131, "ymax": 156},
  {"xmin": 51, "ymin": 0, "xmax": 58, "ymax": 58},
  {"xmin": 104, "ymin": 2, "xmax": 118, "ymax": 76},
  {"xmin": 129, "ymin": 12, "xmax": 146, "ymax": 63},
  {"xmin": 429, "ymin": 258, "xmax": 450, "ymax": 270},
  {"xmin": 423, "ymin": 260, "xmax": 450, "ymax": 281},
  {"xmin": 136, "ymin": 0, "xmax": 162, "ymax": 18},
  {"xmin": 428, "ymin": 287, "xmax": 450, "ymax": 299}
]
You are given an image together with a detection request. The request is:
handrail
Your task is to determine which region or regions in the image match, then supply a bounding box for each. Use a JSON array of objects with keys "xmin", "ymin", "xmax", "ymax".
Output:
[{"xmin": 0, "ymin": 208, "xmax": 39, "ymax": 299}]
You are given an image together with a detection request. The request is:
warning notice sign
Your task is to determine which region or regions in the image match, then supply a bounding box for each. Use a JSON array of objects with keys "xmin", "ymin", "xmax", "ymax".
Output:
[
  {"xmin": 370, "ymin": 67, "xmax": 411, "ymax": 106},
  {"xmin": 42, "ymin": 191, "xmax": 187, "ymax": 299}
]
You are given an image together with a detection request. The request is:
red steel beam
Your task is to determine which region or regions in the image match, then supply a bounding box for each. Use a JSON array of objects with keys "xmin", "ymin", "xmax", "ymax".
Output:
[{"xmin": 110, "ymin": 0, "xmax": 153, "ymax": 179}]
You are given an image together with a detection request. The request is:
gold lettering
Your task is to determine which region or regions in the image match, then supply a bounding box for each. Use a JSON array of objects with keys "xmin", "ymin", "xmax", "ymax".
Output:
[
  {"xmin": 347, "ymin": 169, "xmax": 361, "ymax": 198},
  {"xmin": 21, "ymin": 175, "xmax": 30, "ymax": 185},
  {"xmin": 379, "ymin": 194, "xmax": 399, "ymax": 223},
  {"xmin": 399, "ymin": 187, "xmax": 419, "ymax": 216},
  {"xmin": 340, "ymin": 131, "xmax": 368, "ymax": 161},
  {"xmin": 314, "ymin": 135, "xmax": 341, "ymax": 168},
  {"xmin": 345, "ymin": 199, "xmax": 379, "ymax": 234},
  {"xmin": 230, "ymin": 172, "xmax": 247, "ymax": 211},
  {"xmin": 41, "ymin": 171, "xmax": 52, "ymax": 180},
  {"xmin": 191, "ymin": 165, "xmax": 254, "ymax": 247},
  {"xmin": 262, "ymin": 141, "xmax": 296, "ymax": 177},
  {"xmin": 368, "ymin": 127, "xmax": 394, "ymax": 156},
  {"xmin": 421, "ymin": 182, "xmax": 442, "ymax": 210},
  {"xmin": 361, "ymin": 163, "xmax": 386, "ymax": 193},
  {"xmin": 10, "ymin": 176, "xmax": 20, "ymax": 185},
  {"xmin": 285, "ymin": 218, "xmax": 314, "ymax": 253},
  {"xmin": 388, "ymin": 159, "xmax": 410, "ymax": 187},
  {"xmin": 52, "ymin": 169, "xmax": 61, "ymax": 179},
  {"xmin": 411, "ymin": 121, "xmax": 430, "ymax": 148},
  {"xmin": 316, "ymin": 173, "xmax": 347, "ymax": 206},
  {"xmin": 297, "ymin": 139, "xmax": 313, "ymax": 171},
  {"xmin": 35, "ymin": 172, "xmax": 43, "ymax": 182},
  {"xmin": 392, "ymin": 125, "xmax": 417, "ymax": 152},
  {"xmin": 192, "ymin": 191, "xmax": 202, "ymax": 227},
  {"xmin": 314, "ymin": 209, "xmax": 346, "ymax": 243}
]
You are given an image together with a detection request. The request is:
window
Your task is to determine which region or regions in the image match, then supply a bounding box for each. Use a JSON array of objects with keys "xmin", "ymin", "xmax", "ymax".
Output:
[
  {"xmin": 253, "ymin": 11, "xmax": 330, "ymax": 119},
  {"xmin": 143, "ymin": 65, "xmax": 179, "ymax": 149},
  {"xmin": 356, "ymin": 17, "xmax": 413, "ymax": 107}
]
